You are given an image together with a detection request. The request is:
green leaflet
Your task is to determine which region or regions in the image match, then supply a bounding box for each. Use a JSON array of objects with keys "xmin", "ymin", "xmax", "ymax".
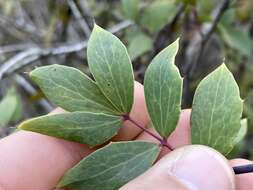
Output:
[
  {"xmin": 30, "ymin": 64, "xmax": 119, "ymax": 114},
  {"xmin": 121, "ymin": 0, "xmax": 139, "ymax": 21},
  {"xmin": 140, "ymin": 1, "xmax": 177, "ymax": 33},
  {"xmin": 234, "ymin": 119, "xmax": 248, "ymax": 145},
  {"xmin": 57, "ymin": 141, "xmax": 160, "ymax": 190},
  {"xmin": 218, "ymin": 24, "xmax": 253, "ymax": 57},
  {"xmin": 18, "ymin": 112, "xmax": 122, "ymax": 147},
  {"xmin": 144, "ymin": 39, "xmax": 182, "ymax": 138},
  {"xmin": 0, "ymin": 88, "xmax": 22, "ymax": 127},
  {"xmin": 191, "ymin": 64, "xmax": 243, "ymax": 155},
  {"xmin": 87, "ymin": 24, "xmax": 134, "ymax": 114},
  {"xmin": 128, "ymin": 32, "xmax": 152, "ymax": 60}
]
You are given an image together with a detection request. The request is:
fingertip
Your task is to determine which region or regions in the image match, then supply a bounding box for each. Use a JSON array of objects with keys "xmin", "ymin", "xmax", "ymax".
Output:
[
  {"xmin": 0, "ymin": 131, "xmax": 90, "ymax": 190},
  {"xmin": 121, "ymin": 145, "xmax": 235, "ymax": 190}
]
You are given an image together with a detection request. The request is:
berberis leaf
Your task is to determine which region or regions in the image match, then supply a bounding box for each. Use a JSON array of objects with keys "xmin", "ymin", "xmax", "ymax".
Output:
[
  {"xmin": 191, "ymin": 64, "xmax": 243, "ymax": 155},
  {"xmin": 57, "ymin": 141, "xmax": 160, "ymax": 190},
  {"xmin": 144, "ymin": 39, "xmax": 182, "ymax": 138},
  {"xmin": 87, "ymin": 24, "xmax": 134, "ymax": 114},
  {"xmin": 30, "ymin": 64, "xmax": 118, "ymax": 114},
  {"xmin": 18, "ymin": 112, "xmax": 122, "ymax": 147}
]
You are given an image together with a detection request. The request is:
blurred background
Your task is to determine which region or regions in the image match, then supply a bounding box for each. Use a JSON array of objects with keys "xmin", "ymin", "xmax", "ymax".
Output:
[{"xmin": 0, "ymin": 0, "xmax": 252, "ymax": 158}]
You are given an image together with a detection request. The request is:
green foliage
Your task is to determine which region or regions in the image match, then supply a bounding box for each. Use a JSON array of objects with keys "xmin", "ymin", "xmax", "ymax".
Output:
[
  {"xmin": 121, "ymin": 0, "xmax": 139, "ymax": 21},
  {"xmin": 87, "ymin": 24, "xmax": 134, "ymax": 114},
  {"xmin": 218, "ymin": 24, "xmax": 253, "ymax": 57},
  {"xmin": 191, "ymin": 64, "xmax": 243, "ymax": 155},
  {"xmin": 144, "ymin": 39, "xmax": 182, "ymax": 138},
  {"xmin": 57, "ymin": 141, "xmax": 159, "ymax": 190},
  {"xmin": 0, "ymin": 88, "xmax": 22, "ymax": 127},
  {"xmin": 19, "ymin": 25, "xmax": 246, "ymax": 189},
  {"xmin": 128, "ymin": 32, "xmax": 152, "ymax": 60},
  {"xmin": 140, "ymin": 1, "xmax": 177, "ymax": 33},
  {"xmin": 19, "ymin": 112, "xmax": 122, "ymax": 147},
  {"xmin": 30, "ymin": 64, "xmax": 118, "ymax": 114},
  {"xmin": 234, "ymin": 119, "xmax": 248, "ymax": 145}
]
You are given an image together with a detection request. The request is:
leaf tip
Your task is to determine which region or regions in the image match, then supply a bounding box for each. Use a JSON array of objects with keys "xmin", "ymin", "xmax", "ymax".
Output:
[
  {"xmin": 170, "ymin": 38, "xmax": 179, "ymax": 52},
  {"xmin": 17, "ymin": 120, "xmax": 28, "ymax": 130},
  {"xmin": 91, "ymin": 23, "xmax": 105, "ymax": 35}
]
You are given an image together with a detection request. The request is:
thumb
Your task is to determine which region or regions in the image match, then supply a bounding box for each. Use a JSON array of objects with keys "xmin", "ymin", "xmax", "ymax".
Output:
[{"xmin": 121, "ymin": 145, "xmax": 235, "ymax": 190}]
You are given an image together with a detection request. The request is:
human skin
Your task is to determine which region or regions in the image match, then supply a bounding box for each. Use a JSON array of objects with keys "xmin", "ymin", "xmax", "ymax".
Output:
[{"xmin": 0, "ymin": 82, "xmax": 252, "ymax": 190}]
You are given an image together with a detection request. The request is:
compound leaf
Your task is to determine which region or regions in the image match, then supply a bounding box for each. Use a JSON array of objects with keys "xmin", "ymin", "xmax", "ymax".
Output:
[
  {"xmin": 58, "ymin": 141, "xmax": 160, "ymax": 190},
  {"xmin": 87, "ymin": 24, "xmax": 134, "ymax": 114},
  {"xmin": 18, "ymin": 112, "xmax": 122, "ymax": 147},
  {"xmin": 144, "ymin": 39, "xmax": 182, "ymax": 138},
  {"xmin": 30, "ymin": 64, "xmax": 118, "ymax": 114},
  {"xmin": 191, "ymin": 64, "xmax": 243, "ymax": 155}
]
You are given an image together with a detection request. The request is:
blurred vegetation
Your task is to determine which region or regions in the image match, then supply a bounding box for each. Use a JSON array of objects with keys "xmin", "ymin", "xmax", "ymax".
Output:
[{"xmin": 0, "ymin": 0, "xmax": 252, "ymax": 158}]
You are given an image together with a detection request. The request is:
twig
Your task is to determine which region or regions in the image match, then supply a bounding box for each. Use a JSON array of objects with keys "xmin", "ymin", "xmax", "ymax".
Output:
[
  {"xmin": 187, "ymin": 0, "xmax": 230, "ymax": 78},
  {"xmin": 0, "ymin": 43, "xmax": 35, "ymax": 54},
  {"xmin": 182, "ymin": 0, "xmax": 230, "ymax": 107},
  {"xmin": 123, "ymin": 115, "xmax": 173, "ymax": 150},
  {"xmin": 0, "ymin": 20, "xmax": 133, "ymax": 80},
  {"xmin": 154, "ymin": 3, "xmax": 185, "ymax": 53},
  {"xmin": 67, "ymin": 0, "xmax": 91, "ymax": 37}
]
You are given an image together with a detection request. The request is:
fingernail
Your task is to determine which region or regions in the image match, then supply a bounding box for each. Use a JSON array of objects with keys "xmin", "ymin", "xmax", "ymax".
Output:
[{"xmin": 164, "ymin": 145, "xmax": 235, "ymax": 190}]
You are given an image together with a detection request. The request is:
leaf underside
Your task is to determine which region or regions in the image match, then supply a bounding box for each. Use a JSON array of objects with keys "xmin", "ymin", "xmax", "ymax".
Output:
[
  {"xmin": 87, "ymin": 24, "xmax": 134, "ymax": 114},
  {"xmin": 58, "ymin": 141, "xmax": 160, "ymax": 190},
  {"xmin": 18, "ymin": 112, "xmax": 122, "ymax": 147},
  {"xmin": 191, "ymin": 64, "xmax": 243, "ymax": 155},
  {"xmin": 30, "ymin": 64, "xmax": 118, "ymax": 115},
  {"xmin": 144, "ymin": 39, "xmax": 182, "ymax": 138}
]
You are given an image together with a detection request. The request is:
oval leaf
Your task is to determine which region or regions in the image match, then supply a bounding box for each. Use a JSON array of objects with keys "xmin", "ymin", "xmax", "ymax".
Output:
[
  {"xmin": 144, "ymin": 39, "xmax": 182, "ymax": 138},
  {"xmin": 121, "ymin": 0, "xmax": 139, "ymax": 21},
  {"xmin": 233, "ymin": 119, "xmax": 248, "ymax": 145},
  {"xmin": 57, "ymin": 141, "xmax": 160, "ymax": 190},
  {"xmin": 87, "ymin": 24, "xmax": 134, "ymax": 114},
  {"xmin": 18, "ymin": 112, "xmax": 122, "ymax": 147},
  {"xmin": 191, "ymin": 64, "xmax": 243, "ymax": 155},
  {"xmin": 128, "ymin": 32, "xmax": 152, "ymax": 60},
  {"xmin": 30, "ymin": 64, "xmax": 119, "ymax": 114},
  {"xmin": 0, "ymin": 88, "xmax": 21, "ymax": 127}
]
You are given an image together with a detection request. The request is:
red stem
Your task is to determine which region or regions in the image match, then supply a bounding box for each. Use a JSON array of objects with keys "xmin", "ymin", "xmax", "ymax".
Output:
[
  {"xmin": 122, "ymin": 115, "xmax": 253, "ymax": 175},
  {"xmin": 122, "ymin": 114, "xmax": 173, "ymax": 151}
]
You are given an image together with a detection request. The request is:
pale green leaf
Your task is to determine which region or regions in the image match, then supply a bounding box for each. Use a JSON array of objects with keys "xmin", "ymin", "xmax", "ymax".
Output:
[
  {"xmin": 57, "ymin": 141, "xmax": 160, "ymax": 190},
  {"xmin": 144, "ymin": 39, "xmax": 182, "ymax": 138},
  {"xmin": 30, "ymin": 64, "xmax": 119, "ymax": 114},
  {"xmin": 140, "ymin": 1, "xmax": 177, "ymax": 33},
  {"xmin": 218, "ymin": 24, "xmax": 253, "ymax": 56},
  {"xmin": 128, "ymin": 33, "xmax": 152, "ymax": 60},
  {"xmin": 121, "ymin": 0, "xmax": 139, "ymax": 21},
  {"xmin": 234, "ymin": 119, "xmax": 248, "ymax": 145},
  {"xmin": 0, "ymin": 88, "xmax": 22, "ymax": 127},
  {"xmin": 191, "ymin": 64, "xmax": 243, "ymax": 155},
  {"xmin": 87, "ymin": 24, "xmax": 134, "ymax": 114},
  {"xmin": 18, "ymin": 112, "xmax": 122, "ymax": 147}
]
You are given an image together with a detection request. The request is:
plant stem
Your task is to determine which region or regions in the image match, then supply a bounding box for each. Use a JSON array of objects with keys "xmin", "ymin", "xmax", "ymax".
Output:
[
  {"xmin": 122, "ymin": 115, "xmax": 173, "ymax": 151},
  {"xmin": 122, "ymin": 115, "xmax": 253, "ymax": 175}
]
